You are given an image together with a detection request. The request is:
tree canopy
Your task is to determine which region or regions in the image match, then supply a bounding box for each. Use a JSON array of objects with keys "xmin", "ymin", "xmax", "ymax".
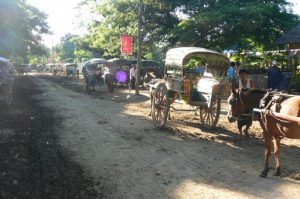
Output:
[
  {"xmin": 0, "ymin": 0, "xmax": 50, "ymax": 63},
  {"xmin": 63, "ymin": 0, "xmax": 300, "ymax": 61}
]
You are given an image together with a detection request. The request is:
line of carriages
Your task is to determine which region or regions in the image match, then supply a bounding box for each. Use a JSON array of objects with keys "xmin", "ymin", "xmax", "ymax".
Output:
[{"xmin": 79, "ymin": 58, "xmax": 164, "ymax": 94}]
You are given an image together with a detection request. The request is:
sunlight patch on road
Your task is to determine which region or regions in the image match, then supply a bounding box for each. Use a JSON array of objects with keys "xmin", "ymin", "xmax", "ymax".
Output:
[{"xmin": 172, "ymin": 180, "xmax": 257, "ymax": 199}]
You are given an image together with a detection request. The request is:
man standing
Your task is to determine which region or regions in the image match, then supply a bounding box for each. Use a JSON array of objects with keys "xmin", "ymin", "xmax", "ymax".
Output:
[
  {"xmin": 129, "ymin": 64, "xmax": 137, "ymax": 90},
  {"xmin": 267, "ymin": 61, "xmax": 284, "ymax": 90},
  {"xmin": 227, "ymin": 62, "xmax": 236, "ymax": 81},
  {"xmin": 235, "ymin": 69, "xmax": 255, "ymax": 137},
  {"xmin": 236, "ymin": 69, "xmax": 255, "ymax": 90}
]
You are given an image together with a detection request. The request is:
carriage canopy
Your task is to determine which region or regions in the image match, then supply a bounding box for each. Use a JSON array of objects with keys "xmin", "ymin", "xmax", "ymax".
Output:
[
  {"xmin": 0, "ymin": 57, "xmax": 10, "ymax": 65},
  {"xmin": 63, "ymin": 63, "xmax": 77, "ymax": 67},
  {"xmin": 86, "ymin": 58, "xmax": 108, "ymax": 65},
  {"xmin": 165, "ymin": 47, "xmax": 230, "ymax": 70},
  {"xmin": 107, "ymin": 58, "xmax": 131, "ymax": 67},
  {"xmin": 84, "ymin": 58, "xmax": 108, "ymax": 70}
]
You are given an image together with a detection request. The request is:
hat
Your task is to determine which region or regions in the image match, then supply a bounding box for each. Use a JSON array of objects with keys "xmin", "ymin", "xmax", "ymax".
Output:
[{"xmin": 272, "ymin": 61, "xmax": 277, "ymax": 65}]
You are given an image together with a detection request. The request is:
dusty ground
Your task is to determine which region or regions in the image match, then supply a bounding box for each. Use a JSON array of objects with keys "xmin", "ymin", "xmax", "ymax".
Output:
[
  {"xmin": 0, "ymin": 76, "xmax": 97, "ymax": 198},
  {"xmin": 2, "ymin": 74, "xmax": 300, "ymax": 198}
]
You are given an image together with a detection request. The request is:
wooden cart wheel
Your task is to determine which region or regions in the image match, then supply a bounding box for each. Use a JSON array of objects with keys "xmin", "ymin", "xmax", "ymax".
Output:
[
  {"xmin": 200, "ymin": 95, "xmax": 221, "ymax": 129},
  {"xmin": 151, "ymin": 83, "xmax": 170, "ymax": 129}
]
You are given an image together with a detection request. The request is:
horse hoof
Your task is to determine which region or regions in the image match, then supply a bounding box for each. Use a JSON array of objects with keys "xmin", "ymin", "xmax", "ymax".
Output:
[
  {"xmin": 273, "ymin": 168, "xmax": 281, "ymax": 176},
  {"xmin": 259, "ymin": 171, "xmax": 268, "ymax": 178}
]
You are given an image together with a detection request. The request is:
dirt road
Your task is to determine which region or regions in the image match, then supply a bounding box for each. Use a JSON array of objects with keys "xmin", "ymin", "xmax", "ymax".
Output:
[
  {"xmin": 0, "ymin": 76, "xmax": 97, "ymax": 198},
  {"xmin": 2, "ymin": 75, "xmax": 300, "ymax": 198}
]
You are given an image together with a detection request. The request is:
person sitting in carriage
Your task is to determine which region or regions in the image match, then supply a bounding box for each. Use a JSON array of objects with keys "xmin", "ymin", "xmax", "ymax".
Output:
[
  {"xmin": 233, "ymin": 69, "xmax": 255, "ymax": 137},
  {"xmin": 195, "ymin": 61, "xmax": 206, "ymax": 75}
]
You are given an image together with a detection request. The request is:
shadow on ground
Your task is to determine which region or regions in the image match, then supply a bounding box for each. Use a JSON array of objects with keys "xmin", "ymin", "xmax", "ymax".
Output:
[{"xmin": 0, "ymin": 76, "xmax": 98, "ymax": 198}]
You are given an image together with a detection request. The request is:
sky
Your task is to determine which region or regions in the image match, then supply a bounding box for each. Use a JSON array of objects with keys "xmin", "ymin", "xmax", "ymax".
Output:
[
  {"xmin": 28, "ymin": 0, "xmax": 300, "ymax": 48},
  {"xmin": 28, "ymin": 0, "xmax": 92, "ymax": 48}
]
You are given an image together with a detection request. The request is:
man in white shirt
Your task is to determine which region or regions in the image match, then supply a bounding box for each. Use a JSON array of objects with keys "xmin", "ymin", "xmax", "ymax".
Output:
[{"xmin": 129, "ymin": 64, "xmax": 137, "ymax": 89}]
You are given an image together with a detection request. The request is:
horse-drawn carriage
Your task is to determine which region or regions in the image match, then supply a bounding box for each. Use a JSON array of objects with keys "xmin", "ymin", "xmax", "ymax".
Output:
[
  {"xmin": 150, "ymin": 47, "xmax": 230, "ymax": 129},
  {"xmin": 106, "ymin": 58, "xmax": 163, "ymax": 89},
  {"xmin": 0, "ymin": 57, "xmax": 15, "ymax": 105},
  {"xmin": 63, "ymin": 63, "xmax": 78, "ymax": 77},
  {"xmin": 107, "ymin": 58, "xmax": 131, "ymax": 86},
  {"xmin": 82, "ymin": 58, "xmax": 113, "ymax": 94}
]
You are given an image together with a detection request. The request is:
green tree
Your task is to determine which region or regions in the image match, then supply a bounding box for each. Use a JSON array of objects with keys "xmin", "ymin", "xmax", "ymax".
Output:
[
  {"xmin": 172, "ymin": 0, "xmax": 299, "ymax": 51},
  {"xmin": 77, "ymin": 0, "xmax": 299, "ymax": 58},
  {"xmin": 72, "ymin": 35, "xmax": 102, "ymax": 61},
  {"xmin": 55, "ymin": 33, "xmax": 78, "ymax": 62},
  {"xmin": 0, "ymin": 0, "xmax": 50, "ymax": 62},
  {"xmin": 76, "ymin": 0, "xmax": 178, "ymax": 58}
]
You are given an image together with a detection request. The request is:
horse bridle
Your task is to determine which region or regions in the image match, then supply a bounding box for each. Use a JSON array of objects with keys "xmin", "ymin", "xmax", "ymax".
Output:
[
  {"xmin": 228, "ymin": 89, "xmax": 252, "ymax": 120},
  {"xmin": 229, "ymin": 89, "xmax": 245, "ymax": 106}
]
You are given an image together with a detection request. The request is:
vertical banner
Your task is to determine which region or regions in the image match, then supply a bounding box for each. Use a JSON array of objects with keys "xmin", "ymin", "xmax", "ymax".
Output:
[{"xmin": 121, "ymin": 35, "xmax": 133, "ymax": 56}]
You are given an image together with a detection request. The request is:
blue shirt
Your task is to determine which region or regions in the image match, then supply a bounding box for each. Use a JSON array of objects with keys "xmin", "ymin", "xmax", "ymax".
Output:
[
  {"xmin": 227, "ymin": 66, "xmax": 235, "ymax": 79},
  {"xmin": 195, "ymin": 66, "xmax": 205, "ymax": 74}
]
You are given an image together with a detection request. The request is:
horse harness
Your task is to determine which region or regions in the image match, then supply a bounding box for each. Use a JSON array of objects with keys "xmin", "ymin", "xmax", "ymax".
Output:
[{"xmin": 258, "ymin": 91, "xmax": 295, "ymax": 139}]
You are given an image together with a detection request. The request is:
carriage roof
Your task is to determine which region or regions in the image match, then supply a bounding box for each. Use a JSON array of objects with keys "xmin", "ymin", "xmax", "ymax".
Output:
[
  {"xmin": 86, "ymin": 58, "xmax": 108, "ymax": 66},
  {"xmin": 107, "ymin": 58, "xmax": 131, "ymax": 67},
  {"xmin": 0, "ymin": 57, "xmax": 12, "ymax": 68},
  {"xmin": 165, "ymin": 47, "xmax": 230, "ymax": 70},
  {"xmin": 63, "ymin": 63, "xmax": 77, "ymax": 67},
  {"xmin": 0, "ymin": 57, "xmax": 10, "ymax": 64}
]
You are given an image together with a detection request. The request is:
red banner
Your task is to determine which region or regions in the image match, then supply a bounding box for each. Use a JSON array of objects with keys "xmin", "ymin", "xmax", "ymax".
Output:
[{"xmin": 121, "ymin": 35, "xmax": 133, "ymax": 55}]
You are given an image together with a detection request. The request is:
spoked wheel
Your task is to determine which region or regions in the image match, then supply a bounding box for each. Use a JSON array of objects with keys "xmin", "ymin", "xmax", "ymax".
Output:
[
  {"xmin": 200, "ymin": 95, "xmax": 221, "ymax": 129},
  {"xmin": 151, "ymin": 83, "xmax": 170, "ymax": 129}
]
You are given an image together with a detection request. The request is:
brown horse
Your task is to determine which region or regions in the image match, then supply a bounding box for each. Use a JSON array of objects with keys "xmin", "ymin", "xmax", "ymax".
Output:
[
  {"xmin": 227, "ymin": 89, "xmax": 267, "ymax": 136},
  {"xmin": 228, "ymin": 89, "xmax": 300, "ymax": 177}
]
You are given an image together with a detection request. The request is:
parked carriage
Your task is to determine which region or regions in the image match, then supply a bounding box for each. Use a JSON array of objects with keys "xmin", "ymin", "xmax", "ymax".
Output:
[
  {"xmin": 107, "ymin": 58, "xmax": 131, "ymax": 86},
  {"xmin": 0, "ymin": 57, "xmax": 15, "ymax": 105},
  {"xmin": 150, "ymin": 47, "xmax": 230, "ymax": 129},
  {"xmin": 82, "ymin": 58, "xmax": 113, "ymax": 94},
  {"xmin": 106, "ymin": 58, "xmax": 163, "ymax": 89},
  {"xmin": 63, "ymin": 63, "xmax": 78, "ymax": 77}
]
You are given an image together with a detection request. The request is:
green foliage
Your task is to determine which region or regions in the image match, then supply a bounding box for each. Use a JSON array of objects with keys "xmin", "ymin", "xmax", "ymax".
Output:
[
  {"xmin": 291, "ymin": 69, "xmax": 300, "ymax": 91},
  {"xmin": 55, "ymin": 33, "xmax": 78, "ymax": 62},
  {"xmin": 54, "ymin": 33, "xmax": 102, "ymax": 62},
  {"xmin": 230, "ymin": 50, "xmax": 290, "ymax": 69},
  {"xmin": 171, "ymin": 0, "xmax": 299, "ymax": 51},
  {"xmin": 0, "ymin": 0, "xmax": 50, "ymax": 63},
  {"xmin": 184, "ymin": 57, "xmax": 203, "ymax": 70},
  {"xmin": 75, "ymin": 0, "xmax": 299, "ymax": 60},
  {"xmin": 29, "ymin": 55, "xmax": 48, "ymax": 66}
]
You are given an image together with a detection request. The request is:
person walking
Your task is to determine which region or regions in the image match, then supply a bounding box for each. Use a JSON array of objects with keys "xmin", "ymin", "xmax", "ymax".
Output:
[
  {"xmin": 267, "ymin": 61, "xmax": 284, "ymax": 90},
  {"xmin": 234, "ymin": 69, "xmax": 255, "ymax": 137},
  {"xmin": 129, "ymin": 64, "xmax": 137, "ymax": 90}
]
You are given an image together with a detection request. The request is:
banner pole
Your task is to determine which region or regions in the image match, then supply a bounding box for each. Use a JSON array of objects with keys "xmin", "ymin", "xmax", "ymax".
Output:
[{"xmin": 135, "ymin": 0, "xmax": 142, "ymax": 95}]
